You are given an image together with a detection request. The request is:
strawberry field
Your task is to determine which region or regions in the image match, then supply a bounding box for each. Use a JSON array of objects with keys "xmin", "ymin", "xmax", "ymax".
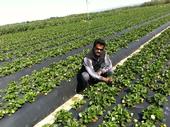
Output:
[
  {"xmin": 41, "ymin": 27, "xmax": 170, "ymax": 127},
  {"xmin": 0, "ymin": 3, "xmax": 169, "ymax": 127}
]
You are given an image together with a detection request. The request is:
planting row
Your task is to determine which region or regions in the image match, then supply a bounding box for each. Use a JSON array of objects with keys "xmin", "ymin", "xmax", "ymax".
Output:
[
  {"xmin": 41, "ymin": 28, "xmax": 170, "ymax": 127},
  {"xmin": 0, "ymin": 15, "xmax": 170, "ymax": 78}
]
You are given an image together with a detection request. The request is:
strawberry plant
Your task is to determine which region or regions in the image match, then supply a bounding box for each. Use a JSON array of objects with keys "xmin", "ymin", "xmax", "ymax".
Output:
[
  {"xmin": 122, "ymin": 93, "xmax": 145, "ymax": 107},
  {"xmin": 122, "ymin": 84, "xmax": 148, "ymax": 107},
  {"xmin": 142, "ymin": 105, "xmax": 164, "ymax": 123},
  {"xmin": 53, "ymin": 109, "xmax": 85, "ymax": 127},
  {"xmin": 134, "ymin": 120, "xmax": 156, "ymax": 127},
  {"xmin": 102, "ymin": 104, "xmax": 132, "ymax": 127},
  {"xmin": 129, "ymin": 84, "xmax": 148, "ymax": 97},
  {"xmin": 99, "ymin": 122, "xmax": 117, "ymax": 127},
  {"xmin": 72, "ymin": 99, "xmax": 86, "ymax": 110},
  {"xmin": 84, "ymin": 83, "xmax": 118, "ymax": 108},
  {"xmin": 147, "ymin": 93, "xmax": 168, "ymax": 107},
  {"xmin": 79, "ymin": 105, "xmax": 103, "ymax": 124}
]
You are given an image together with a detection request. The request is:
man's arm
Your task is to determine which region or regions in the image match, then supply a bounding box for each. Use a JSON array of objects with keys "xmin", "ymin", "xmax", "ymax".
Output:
[
  {"xmin": 83, "ymin": 57, "xmax": 102, "ymax": 80},
  {"xmin": 83, "ymin": 57, "xmax": 112, "ymax": 83}
]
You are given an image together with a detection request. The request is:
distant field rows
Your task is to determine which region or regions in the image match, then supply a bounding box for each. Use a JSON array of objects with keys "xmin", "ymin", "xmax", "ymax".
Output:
[
  {"xmin": 0, "ymin": 4, "xmax": 170, "ymax": 57},
  {"xmin": 0, "ymin": 14, "xmax": 169, "ymax": 79}
]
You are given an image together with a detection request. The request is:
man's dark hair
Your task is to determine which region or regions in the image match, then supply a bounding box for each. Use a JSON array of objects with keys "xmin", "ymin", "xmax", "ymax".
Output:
[{"xmin": 93, "ymin": 38, "xmax": 106, "ymax": 48}]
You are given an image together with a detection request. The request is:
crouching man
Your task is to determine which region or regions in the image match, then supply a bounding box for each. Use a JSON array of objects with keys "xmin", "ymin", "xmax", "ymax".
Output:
[{"xmin": 78, "ymin": 38, "xmax": 113, "ymax": 90}]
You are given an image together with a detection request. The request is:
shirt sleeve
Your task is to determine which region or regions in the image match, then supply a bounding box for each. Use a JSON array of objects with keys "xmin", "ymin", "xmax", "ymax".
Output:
[
  {"xmin": 100, "ymin": 53, "xmax": 113, "ymax": 74},
  {"xmin": 83, "ymin": 57, "xmax": 102, "ymax": 80}
]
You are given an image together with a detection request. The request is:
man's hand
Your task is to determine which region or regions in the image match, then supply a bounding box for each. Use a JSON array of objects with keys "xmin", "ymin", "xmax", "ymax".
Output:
[
  {"xmin": 106, "ymin": 77, "xmax": 112, "ymax": 84},
  {"xmin": 97, "ymin": 70, "xmax": 102, "ymax": 76},
  {"xmin": 102, "ymin": 77, "xmax": 112, "ymax": 84}
]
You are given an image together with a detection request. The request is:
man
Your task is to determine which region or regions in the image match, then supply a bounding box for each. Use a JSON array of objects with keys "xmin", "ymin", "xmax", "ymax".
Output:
[{"xmin": 78, "ymin": 38, "xmax": 113, "ymax": 90}]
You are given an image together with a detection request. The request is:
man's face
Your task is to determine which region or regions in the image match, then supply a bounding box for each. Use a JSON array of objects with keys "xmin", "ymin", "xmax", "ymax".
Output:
[{"xmin": 94, "ymin": 44, "xmax": 105, "ymax": 57}]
